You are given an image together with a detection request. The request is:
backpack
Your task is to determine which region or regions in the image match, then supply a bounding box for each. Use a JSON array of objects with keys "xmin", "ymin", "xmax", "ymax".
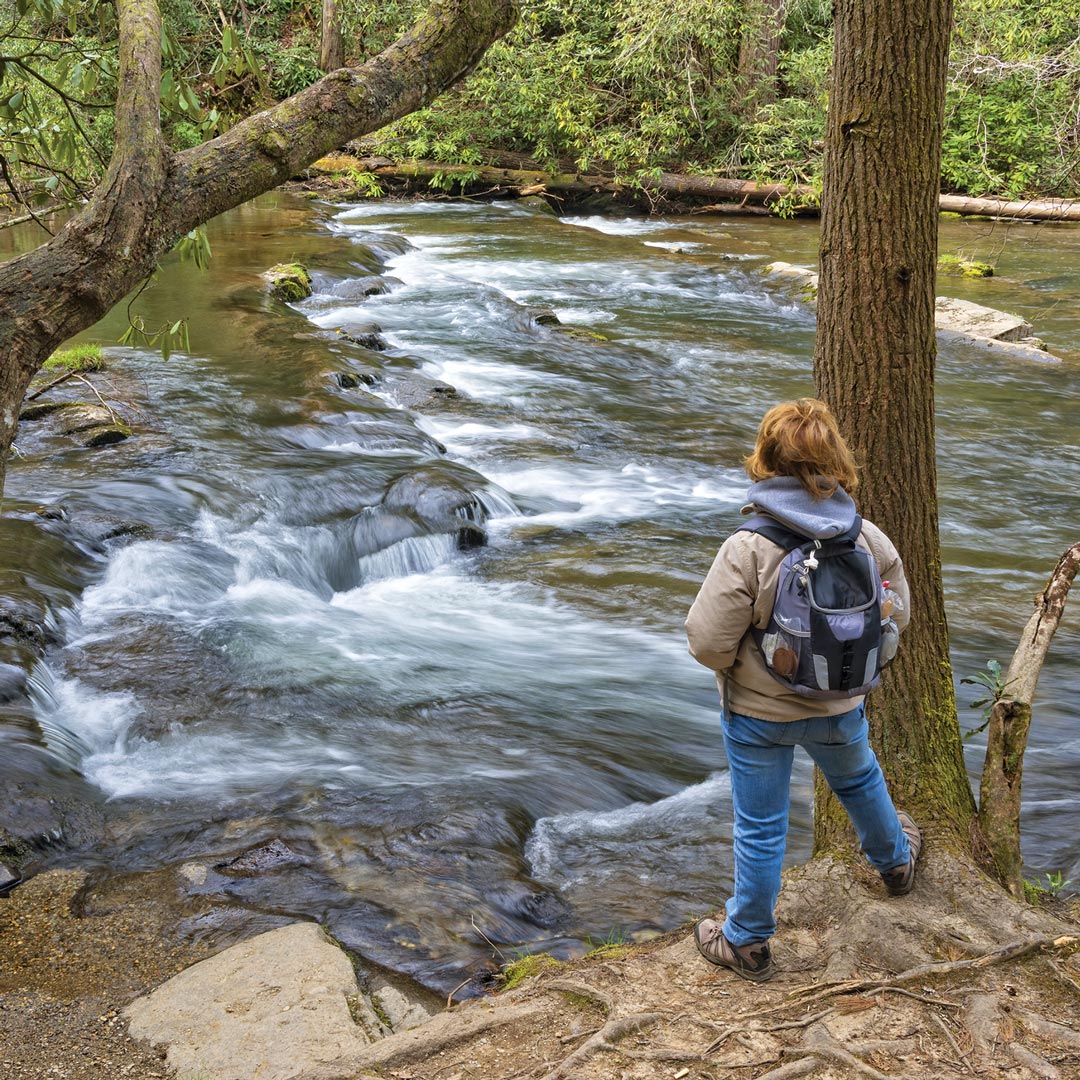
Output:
[{"xmin": 739, "ymin": 514, "xmax": 900, "ymax": 699}]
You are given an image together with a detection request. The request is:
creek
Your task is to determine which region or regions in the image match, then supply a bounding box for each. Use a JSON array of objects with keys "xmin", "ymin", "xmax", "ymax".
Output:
[{"xmin": 1, "ymin": 194, "xmax": 1078, "ymax": 992}]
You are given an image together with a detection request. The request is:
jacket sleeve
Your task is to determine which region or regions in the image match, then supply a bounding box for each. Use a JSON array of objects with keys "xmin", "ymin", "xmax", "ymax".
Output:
[{"xmin": 685, "ymin": 535, "xmax": 756, "ymax": 671}]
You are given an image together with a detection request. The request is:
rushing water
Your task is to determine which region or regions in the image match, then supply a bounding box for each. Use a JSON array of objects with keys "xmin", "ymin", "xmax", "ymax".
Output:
[{"xmin": 2, "ymin": 194, "xmax": 1078, "ymax": 992}]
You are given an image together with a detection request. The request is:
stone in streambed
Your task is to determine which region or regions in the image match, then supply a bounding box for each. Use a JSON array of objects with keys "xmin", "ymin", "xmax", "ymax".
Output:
[
  {"xmin": 264, "ymin": 263, "xmax": 313, "ymax": 302},
  {"xmin": 124, "ymin": 922, "xmax": 370, "ymax": 1080}
]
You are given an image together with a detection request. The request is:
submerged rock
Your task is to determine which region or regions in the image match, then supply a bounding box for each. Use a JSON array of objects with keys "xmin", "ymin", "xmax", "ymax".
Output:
[
  {"xmin": 263, "ymin": 262, "xmax": 313, "ymax": 302},
  {"xmin": 336, "ymin": 324, "xmax": 389, "ymax": 351}
]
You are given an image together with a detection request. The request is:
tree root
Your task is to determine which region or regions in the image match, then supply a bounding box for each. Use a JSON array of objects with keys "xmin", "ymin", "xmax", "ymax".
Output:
[
  {"xmin": 537, "ymin": 1011, "xmax": 661, "ymax": 1080},
  {"xmin": 784, "ymin": 933, "xmax": 1078, "ymax": 1011}
]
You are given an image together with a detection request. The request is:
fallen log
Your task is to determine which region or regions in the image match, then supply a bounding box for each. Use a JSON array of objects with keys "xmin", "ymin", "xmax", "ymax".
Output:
[{"xmin": 341, "ymin": 154, "xmax": 1080, "ymax": 222}]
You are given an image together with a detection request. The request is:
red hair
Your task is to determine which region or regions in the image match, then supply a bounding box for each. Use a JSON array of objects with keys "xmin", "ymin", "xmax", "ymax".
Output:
[{"xmin": 745, "ymin": 399, "xmax": 858, "ymax": 499}]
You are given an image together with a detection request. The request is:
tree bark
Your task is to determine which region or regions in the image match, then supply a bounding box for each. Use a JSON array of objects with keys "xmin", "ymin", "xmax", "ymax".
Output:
[
  {"xmin": 737, "ymin": 0, "xmax": 787, "ymax": 114},
  {"xmin": 812, "ymin": 0, "xmax": 977, "ymax": 850},
  {"xmin": 979, "ymin": 542, "xmax": 1080, "ymax": 897},
  {"xmin": 319, "ymin": 0, "xmax": 344, "ymax": 72},
  {"xmin": 0, "ymin": 0, "xmax": 520, "ymax": 497}
]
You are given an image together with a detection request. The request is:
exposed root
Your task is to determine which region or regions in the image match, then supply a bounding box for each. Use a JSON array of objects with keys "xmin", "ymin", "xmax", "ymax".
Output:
[
  {"xmin": 704, "ymin": 1006, "xmax": 837, "ymax": 1053},
  {"xmin": 785, "ymin": 933, "xmax": 1078, "ymax": 1010},
  {"xmin": 537, "ymin": 1011, "xmax": 661, "ymax": 1080},
  {"xmin": 544, "ymin": 978, "xmax": 614, "ymax": 1013},
  {"xmin": 1009, "ymin": 1042, "xmax": 1062, "ymax": 1078}
]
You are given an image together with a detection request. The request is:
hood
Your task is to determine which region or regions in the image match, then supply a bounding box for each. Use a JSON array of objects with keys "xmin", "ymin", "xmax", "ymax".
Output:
[{"xmin": 742, "ymin": 477, "xmax": 857, "ymax": 539}]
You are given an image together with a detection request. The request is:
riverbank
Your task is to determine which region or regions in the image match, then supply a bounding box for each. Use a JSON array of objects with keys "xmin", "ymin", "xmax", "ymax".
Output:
[{"xmin": 4, "ymin": 855, "xmax": 1079, "ymax": 1079}]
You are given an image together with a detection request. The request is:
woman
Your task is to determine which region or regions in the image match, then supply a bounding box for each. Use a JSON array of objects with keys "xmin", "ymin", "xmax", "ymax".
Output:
[{"xmin": 685, "ymin": 399, "xmax": 921, "ymax": 983}]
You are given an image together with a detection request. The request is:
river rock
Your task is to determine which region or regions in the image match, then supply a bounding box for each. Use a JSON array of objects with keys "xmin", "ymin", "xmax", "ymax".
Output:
[
  {"xmin": 0, "ymin": 859, "xmax": 22, "ymax": 896},
  {"xmin": 264, "ymin": 263, "xmax": 314, "ymax": 302},
  {"xmin": 125, "ymin": 922, "xmax": 370, "ymax": 1080},
  {"xmin": 933, "ymin": 296, "xmax": 1033, "ymax": 341},
  {"xmin": 763, "ymin": 261, "xmax": 819, "ymax": 292},
  {"xmin": 335, "ymin": 324, "xmax": 389, "ymax": 351},
  {"xmin": 371, "ymin": 985, "xmax": 431, "ymax": 1033}
]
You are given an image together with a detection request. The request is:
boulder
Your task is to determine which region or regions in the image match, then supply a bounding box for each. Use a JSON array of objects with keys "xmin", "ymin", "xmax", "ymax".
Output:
[
  {"xmin": 125, "ymin": 922, "xmax": 370, "ymax": 1080},
  {"xmin": 933, "ymin": 296, "xmax": 1034, "ymax": 341},
  {"xmin": 763, "ymin": 261, "xmax": 819, "ymax": 292},
  {"xmin": 264, "ymin": 263, "xmax": 314, "ymax": 302},
  {"xmin": 371, "ymin": 985, "xmax": 431, "ymax": 1033}
]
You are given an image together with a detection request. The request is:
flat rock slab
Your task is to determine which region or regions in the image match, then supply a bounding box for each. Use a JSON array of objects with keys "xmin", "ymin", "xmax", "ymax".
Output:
[
  {"xmin": 934, "ymin": 296, "xmax": 1034, "ymax": 341},
  {"xmin": 125, "ymin": 921, "xmax": 369, "ymax": 1080}
]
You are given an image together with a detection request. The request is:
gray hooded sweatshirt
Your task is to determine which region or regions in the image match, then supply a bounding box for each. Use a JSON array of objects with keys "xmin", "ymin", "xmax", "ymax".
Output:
[{"xmin": 685, "ymin": 478, "xmax": 910, "ymax": 721}]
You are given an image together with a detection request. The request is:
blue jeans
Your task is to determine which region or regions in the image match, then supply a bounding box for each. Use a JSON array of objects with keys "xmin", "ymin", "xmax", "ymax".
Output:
[{"xmin": 721, "ymin": 704, "xmax": 910, "ymax": 946}]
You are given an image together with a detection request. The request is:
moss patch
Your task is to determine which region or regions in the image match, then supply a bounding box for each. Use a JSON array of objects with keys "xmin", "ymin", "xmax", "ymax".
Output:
[
  {"xmin": 264, "ymin": 262, "xmax": 313, "ymax": 301},
  {"xmin": 42, "ymin": 344, "xmax": 105, "ymax": 373},
  {"xmin": 499, "ymin": 952, "xmax": 559, "ymax": 990},
  {"xmin": 938, "ymin": 254, "xmax": 994, "ymax": 278}
]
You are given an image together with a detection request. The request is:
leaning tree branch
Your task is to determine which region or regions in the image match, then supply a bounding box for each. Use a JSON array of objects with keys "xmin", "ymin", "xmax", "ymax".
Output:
[
  {"xmin": 0, "ymin": 0, "xmax": 519, "ymax": 499},
  {"xmin": 978, "ymin": 542, "xmax": 1080, "ymax": 896},
  {"xmin": 165, "ymin": 0, "xmax": 520, "ymax": 230}
]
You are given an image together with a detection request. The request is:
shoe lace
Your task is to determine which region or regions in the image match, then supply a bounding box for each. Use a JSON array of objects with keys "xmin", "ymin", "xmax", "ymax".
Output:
[{"xmin": 702, "ymin": 924, "xmax": 723, "ymax": 945}]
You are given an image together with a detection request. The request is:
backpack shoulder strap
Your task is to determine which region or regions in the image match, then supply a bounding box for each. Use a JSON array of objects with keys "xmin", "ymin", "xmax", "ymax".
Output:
[
  {"xmin": 738, "ymin": 513, "xmax": 809, "ymax": 552},
  {"xmin": 739, "ymin": 513, "xmax": 864, "ymax": 552}
]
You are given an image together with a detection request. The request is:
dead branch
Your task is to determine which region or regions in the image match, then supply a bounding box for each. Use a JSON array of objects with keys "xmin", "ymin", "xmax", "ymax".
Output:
[
  {"xmin": 932, "ymin": 1013, "xmax": 974, "ymax": 1073},
  {"xmin": 72, "ymin": 375, "xmax": 122, "ymax": 425},
  {"xmin": 26, "ymin": 369, "xmax": 80, "ymax": 401},
  {"xmin": 979, "ymin": 542, "xmax": 1080, "ymax": 895}
]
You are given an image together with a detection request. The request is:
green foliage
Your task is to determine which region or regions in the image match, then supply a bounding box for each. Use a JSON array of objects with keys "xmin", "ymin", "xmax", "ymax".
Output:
[
  {"xmin": 943, "ymin": 0, "xmax": 1080, "ymax": 197},
  {"xmin": 1024, "ymin": 870, "xmax": 1073, "ymax": 904},
  {"xmin": 959, "ymin": 659, "xmax": 1016, "ymax": 741},
  {"xmin": 2, "ymin": 0, "xmax": 1075, "ymax": 218}
]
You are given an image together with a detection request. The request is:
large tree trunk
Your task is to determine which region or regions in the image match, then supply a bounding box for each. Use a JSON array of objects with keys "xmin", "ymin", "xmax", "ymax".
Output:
[
  {"xmin": 737, "ymin": 0, "xmax": 787, "ymax": 114},
  {"xmin": 319, "ymin": 0, "xmax": 344, "ymax": 72},
  {"xmin": 812, "ymin": 0, "xmax": 977, "ymax": 850},
  {"xmin": 0, "ymin": 0, "xmax": 520, "ymax": 497}
]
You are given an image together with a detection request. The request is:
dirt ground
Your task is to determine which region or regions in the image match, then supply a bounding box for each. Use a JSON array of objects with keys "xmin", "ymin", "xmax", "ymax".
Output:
[
  {"xmin": 0, "ymin": 869, "xmax": 207, "ymax": 1080},
  {"xmin": 3, "ymin": 851, "xmax": 1080, "ymax": 1080}
]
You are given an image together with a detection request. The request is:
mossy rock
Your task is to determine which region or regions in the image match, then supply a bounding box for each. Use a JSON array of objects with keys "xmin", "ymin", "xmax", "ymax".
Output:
[
  {"xmin": 551, "ymin": 324, "xmax": 611, "ymax": 342},
  {"xmin": 76, "ymin": 424, "xmax": 132, "ymax": 448},
  {"xmin": 939, "ymin": 254, "xmax": 994, "ymax": 278},
  {"xmin": 264, "ymin": 263, "xmax": 313, "ymax": 301},
  {"xmin": 42, "ymin": 344, "xmax": 105, "ymax": 374}
]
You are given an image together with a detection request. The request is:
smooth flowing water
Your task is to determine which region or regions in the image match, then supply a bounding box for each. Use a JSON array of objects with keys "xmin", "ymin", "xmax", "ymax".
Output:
[{"xmin": 2, "ymin": 195, "xmax": 1078, "ymax": 992}]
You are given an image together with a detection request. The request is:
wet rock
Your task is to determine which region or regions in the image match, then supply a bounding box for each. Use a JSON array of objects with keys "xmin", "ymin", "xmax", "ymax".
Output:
[
  {"xmin": 387, "ymin": 378, "xmax": 457, "ymax": 410},
  {"xmin": 216, "ymin": 839, "xmax": 307, "ymax": 876},
  {"xmin": 531, "ymin": 307, "xmax": 561, "ymax": 326},
  {"xmin": 0, "ymin": 660, "xmax": 28, "ymax": 703},
  {"xmin": 0, "ymin": 860, "xmax": 23, "ymax": 896},
  {"xmin": 124, "ymin": 922, "xmax": 370, "ymax": 1080},
  {"xmin": 263, "ymin": 262, "xmax": 314, "ymax": 301},
  {"xmin": 329, "ymin": 275, "xmax": 394, "ymax": 300},
  {"xmin": 382, "ymin": 467, "xmax": 487, "ymax": 530},
  {"xmin": 763, "ymin": 261, "xmax": 819, "ymax": 297},
  {"xmin": 336, "ymin": 324, "xmax": 389, "ymax": 351},
  {"xmin": 74, "ymin": 423, "xmax": 132, "ymax": 447},
  {"xmin": 334, "ymin": 371, "xmax": 379, "ymax": 390},
  {"xmin": 515, "ymin": 194, "xmax": 558, "ymax": 216},
  {"xmin": 0, "ymin": 595, "xmax": 49, "ymax": 651},
  {"xmin": 55, "ymin": 403, "xmax": 118, "ymax": 434},
  {"xmin": 19, "ymin": 400, "xmax": 68, "ymax": 421}
]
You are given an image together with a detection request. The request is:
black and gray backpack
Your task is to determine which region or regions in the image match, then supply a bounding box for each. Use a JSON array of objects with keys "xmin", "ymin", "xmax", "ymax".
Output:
[{"xmin": 739, "ymin": 514, "xmax": 900, "ymax": 699}]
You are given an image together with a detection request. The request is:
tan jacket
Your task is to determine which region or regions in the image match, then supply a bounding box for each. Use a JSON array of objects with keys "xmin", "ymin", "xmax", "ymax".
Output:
[{"xmin": 685, "ymin": 520, "xmax": 910, "ymax": 721}]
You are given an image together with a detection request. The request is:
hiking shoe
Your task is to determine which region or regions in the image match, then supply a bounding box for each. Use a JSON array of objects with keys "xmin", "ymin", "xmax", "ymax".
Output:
[
  {"xmin": 881, "ymin": 810, "xmax": 923, "ymax": 896},
  {"xmin": 693, "ymin": 919, "xmax": 774, "ymax": 983}
]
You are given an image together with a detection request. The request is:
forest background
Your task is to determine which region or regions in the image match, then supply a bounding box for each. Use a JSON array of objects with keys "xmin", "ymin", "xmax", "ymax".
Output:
[{"xmin": 2, "ymin": 0, "xmax": 1078, "ymax": 216}]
